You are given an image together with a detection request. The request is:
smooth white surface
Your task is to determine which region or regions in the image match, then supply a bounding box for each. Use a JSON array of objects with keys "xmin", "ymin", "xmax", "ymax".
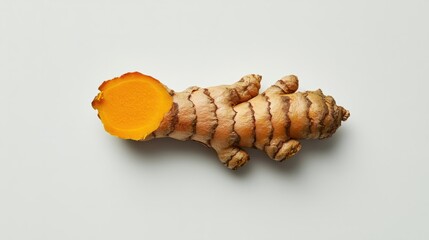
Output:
[{"xmin": 1, "ymin": 0, "xmax": 428, "ymax": 239}]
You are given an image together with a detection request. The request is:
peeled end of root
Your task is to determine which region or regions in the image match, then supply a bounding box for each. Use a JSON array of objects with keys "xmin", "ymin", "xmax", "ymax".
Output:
[{"xmin": 92, "ymin": 72, "xmax": 173, "ymax": 140}]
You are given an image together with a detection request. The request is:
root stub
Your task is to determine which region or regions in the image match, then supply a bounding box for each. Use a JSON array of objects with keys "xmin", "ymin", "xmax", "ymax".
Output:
[{"xmin": 92, "ymin": 72, "xmax": 173, "ymax": 140}]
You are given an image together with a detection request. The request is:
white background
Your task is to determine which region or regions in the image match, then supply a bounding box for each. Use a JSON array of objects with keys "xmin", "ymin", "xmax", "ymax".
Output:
[{"xmin": 1, "ymin": 0, "xmax": 428, "ymax": 239}]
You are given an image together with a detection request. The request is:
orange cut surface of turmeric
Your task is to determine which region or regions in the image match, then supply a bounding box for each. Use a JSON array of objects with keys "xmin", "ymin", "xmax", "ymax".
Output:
[{"xmin": 92, "ymin": 72, "xmax": 173, "ymax": 140}]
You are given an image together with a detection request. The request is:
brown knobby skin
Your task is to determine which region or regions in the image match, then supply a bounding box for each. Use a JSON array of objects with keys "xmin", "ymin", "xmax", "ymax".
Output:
[{"xmin": 93, "ymin": 72, "xmax": 350, "ymax": 170}]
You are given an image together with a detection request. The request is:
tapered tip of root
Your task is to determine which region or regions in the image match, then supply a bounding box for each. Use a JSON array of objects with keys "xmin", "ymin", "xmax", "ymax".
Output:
[
  {"xmin": 242, "ymin": 74, "xmax": 262, "ymax": 84},
  {"xmin": 340, "ymin": 107, "xmax": 350, "ymax": 121}
]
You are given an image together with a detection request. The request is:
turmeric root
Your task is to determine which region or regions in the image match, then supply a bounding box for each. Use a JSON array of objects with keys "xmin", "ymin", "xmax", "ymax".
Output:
[{"xmin": 92, "ymin": 72, "xmax": 350, "ymax": 170}]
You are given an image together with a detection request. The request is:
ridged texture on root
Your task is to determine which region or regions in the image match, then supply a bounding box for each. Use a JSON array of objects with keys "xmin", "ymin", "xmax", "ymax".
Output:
[{"xmin": 152, "ymin": 74, "xmax": 349, "ymax": 169}]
